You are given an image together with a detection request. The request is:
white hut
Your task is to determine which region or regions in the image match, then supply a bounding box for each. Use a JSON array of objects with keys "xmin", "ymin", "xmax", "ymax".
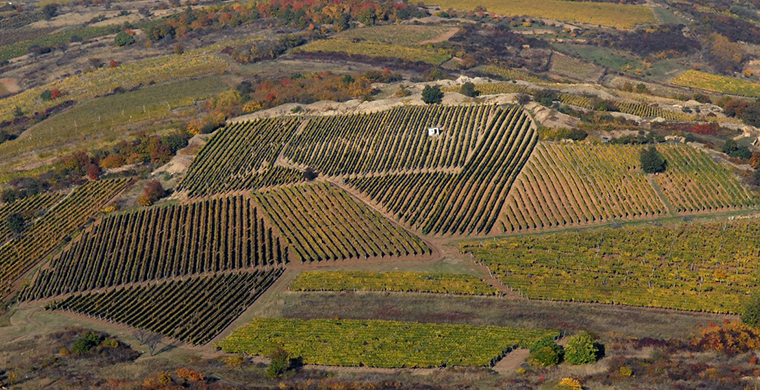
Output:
[{"xmin": 428, "ymin": 127, "xmax": 441, "ymax": 137}]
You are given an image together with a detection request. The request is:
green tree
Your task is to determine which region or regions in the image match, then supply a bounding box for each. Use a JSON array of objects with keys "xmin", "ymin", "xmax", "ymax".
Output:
[
  {"xmin": 266, "ymin": 348, "xmax": 289, "ymax": 379},
  {"xmin": 7, "ymin": 213, "xmax": 25, "ymax": 235},
  {"xmin": 72, "ymin": 331, "xmax": 103, "ymax": 354},
  {"xmin": 335, "ymin": 13, "xmax": 350, "ymax": 31},
  {"xmin": 742, "ymin": 293, "xmax": 760, "ymax": 327},
  {"xmin": 115, "ymin": 31, "xmax": 136, "ymax": 47},
  {"xmin": 42, "ymin": 4, "xmax": 58, "ymax": 19},
  {"xmin": 640, "ymin": 145, "xmax": 667, "ymax": 174},
  {"xmin": 422, "ymin": 85, "xmax": 443, "ymax": 104},
  {"xmin": 529, "ymin": 336, "xmax": 563, "ymax": 367},
  {"xmin": 460, "ymin": 82, "xmax": 479, "ymax": 97},
  {"xmin": 564, "ymin": 332, "xmax": 600, "ymax": 365},
  {"xmin": 40, "ymin": 89, "xmax": 53, "ymax": 101}
]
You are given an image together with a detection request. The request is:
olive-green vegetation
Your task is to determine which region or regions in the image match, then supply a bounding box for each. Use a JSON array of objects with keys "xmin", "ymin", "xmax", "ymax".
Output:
[
  {"xmin": 290, "ymin": 271, "xmax": 498, "ymax": 295},
  {"xmin": 218, "ymin": 318, "xmax": 558, "ymax": 367},
  {"xmin": 296, "ymin": 38, "xmax": 453, "ymax": 65},
  {"xmin": 424, "ymin": 0, "xmax": 655, "ymax": 28},
  {"xmin": 335, "ymin": 25, "xmax": 457, "ymax": 46},
  {"xmin": 464, "ymin": 219, "xmax": 760, "ymax": 313}
]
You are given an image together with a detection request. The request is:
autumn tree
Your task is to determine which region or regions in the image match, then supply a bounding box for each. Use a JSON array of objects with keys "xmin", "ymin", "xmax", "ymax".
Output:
[
  {"xmin": 706, "ymin": 33, "xmax": 746, "ymax": 74},
  {"xmin": 137, "ymin": 180, "xmax": 166, "ymax": 206}
]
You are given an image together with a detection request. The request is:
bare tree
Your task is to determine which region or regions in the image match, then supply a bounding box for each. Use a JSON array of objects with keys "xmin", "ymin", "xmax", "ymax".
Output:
[{"xmin": 133, "ymin": 330, "xmax": 164, "ymax": 356}]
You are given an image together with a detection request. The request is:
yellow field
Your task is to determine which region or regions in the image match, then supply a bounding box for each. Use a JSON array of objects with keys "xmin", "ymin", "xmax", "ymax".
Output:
[
  {"xmin": 424, "ymin": 0, "xmax": 655, "ymax": 28},
  {"xmin": 295, "ymin": 38, "xmax": 453, "ymax": 65},
  {"xmin": 670, "ymin": 70, "xmax": 760, "ymax": 97}
]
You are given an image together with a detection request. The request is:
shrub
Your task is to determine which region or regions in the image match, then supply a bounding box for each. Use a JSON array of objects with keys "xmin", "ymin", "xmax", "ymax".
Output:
[
  {"xmin": 267, "ymin": 348, "xmax": 289, "ymax": 379},
  {"xmin": 72, "ymin": 331, "xmax": 103, "ymax": 354},
  {"xmin": 564, "ymin": 332, "xmax": 600, "ymax": 365},
  {"xmin": 422, "ymin": 85, "xmax": 443, "ymax": 104},
  {"xmin": 460, "ymin": 82, "xmax": 479, "ymax": 97},
  {"xmin": 529, "ymin": 336, "xmax": 563, "ymax": 367},
  {"xmin": 137, "ymin": 180, "xmax": 166, "ymax": 206},
  {"xmin": 40, "ymin": 89, "xmax": 53, "ymax": 101},
  {"xmin": 115, "ymin": 31, "xmax": 136, "ymax": 47},
  {"xmin": 640, "ymin": 145, "xmax": 667, "ymax": 174},
  {"xmin": 557, "ymin": 377, "xmax": 583, "ymax": 390},
  {"xmin": 7, "ymin": 213, "xmax": 25, "ymax": 235},
  {"xmin": 303, "ymin": 167, "xmax": 318, "ymax": 181}
]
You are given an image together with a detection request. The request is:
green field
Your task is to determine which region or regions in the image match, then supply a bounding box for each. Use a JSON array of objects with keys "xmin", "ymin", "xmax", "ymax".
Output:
[
  {"xmin": 290, "ymin": 271, "xmax": 499, "ymax": 295},
  {"xmin": 217, "ymin": 318, "xmax": 558, "ymax": 367},
  {"xmin": 0, "ymin": 77, "xmax": 226, "ymax": 171},
  {"xmin": 670, "ymin": 70, "xmax": 760, "ymax": 97},
  {"xmin": 465, "ymin": 219, "xmax": 760, "ymax": 313},
  {"xmin": 424, "ymin": 0, "xmax": 655, "ymax": 28},
  {"xmin": 295, "ymin": 38, "xmax": 453, "ymax": 65}
]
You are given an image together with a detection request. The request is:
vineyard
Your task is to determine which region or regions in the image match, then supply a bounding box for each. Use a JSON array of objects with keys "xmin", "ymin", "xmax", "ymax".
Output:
[
  {"xmin": 22, "ymin": 195, "xmax": 285, "ymax": 301},
  {"xmin": 345, "ymin": 105, "xmax": 537, "ymax": 235},
  {"xmin": 179, "ymin": 104, "xmax": 538, "ymax": 236},
  {"xmin": 655, "ymin": 146, "xmax": 758, "ymax": 213},
  {"xmin": 176, "ymin": 118, "xmax": 304, "ymax": 197},
  {"xmin": 282, "ymin": 104, "xmax": 490, "ymax": 175},
  {"xmin": 290, "ymin": 270, "xmax": 498, "ymax": 295},
  {"xmin": 670, "ymin": 70, "xmax": 760, "ymax": 97},
  {"xmin": 0, "ymin": 178, "xmax": 131, "ymax": 297},
  {"xmin": 422, "ymin": 0, "xmax": 655, "ymax": 28},
  {"xmin": 0, "ymin": 192, "xmax": 63, "ymax": 244},
  {"xmin": 442, "ymin": 82, "xmax": 529, "ymax": 95},
  {"xmin": 334, "ymin": 25, "xmax": 458, "ymax": 46},
  {"xmin": 295, "ymin": 39, "xmax": 453, "ymax": 65},
  {"xmin": 501, "ymin": 143, "xmax": 756, "ymax": 232},
  {"xmin": 217, "ymin": 318, "xmax": 558, "ymax": 367},
  {"xmin": 464, "ymin": 219, "xmax": 760, "ymax": 313},
  {"xmin": 48, "ymin": 269, "xmax": 284, "ymax": 345},
  {"xmin": 558, "ymin": 94, "xmax": 694, "ymax": 121},
  {"xmin": 0, "ymin": 49, "xmax": 229, "ymax": 122},
  {"xmin": 254, "ymin": 183, "xmax": 429, "ymax": 262}
]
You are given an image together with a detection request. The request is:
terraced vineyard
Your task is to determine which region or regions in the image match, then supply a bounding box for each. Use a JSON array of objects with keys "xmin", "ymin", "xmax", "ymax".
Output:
[
  {"xmin": 655, "ymin": 146, "xmax": 758, "ymax": 213},
  {"xmin": 501, "ymin": 143, "xmax": 755, "ymax": 232},
  {"xmin": 346, "ymin": 105, "xmax": 537, "ymax": 235},
  {"xmin": 0, "ymin": 192, "xmax": 63, "ymax": 244},
  {"xmin": 290, "ymin": 271, "xmax": 498, "ymax": 295},
  {"xmin": 48, "ymin": 269, "xmax": 284, "ymax": 345},
  {"xmin": 464, "ymin": 219, "xmax": 760, "ymax": 313},
  {"xmin": 177, "ymin": 118, "xmax": 303, "ymax": 197},
  {"xmin": 670, "ymin": 70, "xmax": 760, "ymax": 97},
  {"xmin": 295, "ymin": 39, "xmax": 453, "ymax": 65},
  {"xmin": 217, "ymin": 318, "xmax": 558, "ymax": 367},
  {"xmin": 22, "ymin": 195, "xmax": 284, "ymax": 300},
  {"xmin": 255, "ymin": 183, "xmax": 429, "ymax": 262},
  {"xmin": 442, "ymin": 82, "xmax": 529, "ymax": 95},
  {"xmin": 0, "ymin": 178, "xmax": 131, "ymax": 297},
  {"xmin": 558, "ymin": 94, "xmax": 693, "ymax": 121},
  {"xmin": 0, "ymin": 49, "xmax": 229, "ymax": 122},
  {"xmin": 179, "ymin": 104, "xmax": 536, "ymax": 236},
  {"xmin": 282, "ymin": 104, "xmax": 490, "ymax": 175}
]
